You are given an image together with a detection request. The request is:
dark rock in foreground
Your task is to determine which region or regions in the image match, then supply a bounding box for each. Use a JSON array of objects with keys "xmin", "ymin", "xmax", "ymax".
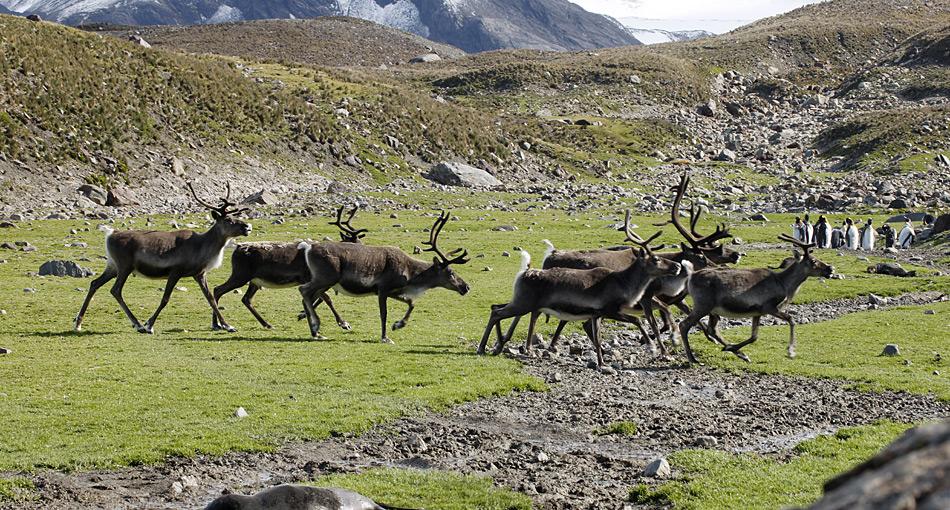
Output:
[{"xmin": 39, "ymin": 260, "xmax": 94, "ymax": 278}]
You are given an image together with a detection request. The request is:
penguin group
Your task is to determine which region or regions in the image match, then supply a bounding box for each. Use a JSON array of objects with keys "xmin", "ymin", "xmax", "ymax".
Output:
[{"xmin": 792, "ymin": 215, "xmax": 916, "ymax": 251}]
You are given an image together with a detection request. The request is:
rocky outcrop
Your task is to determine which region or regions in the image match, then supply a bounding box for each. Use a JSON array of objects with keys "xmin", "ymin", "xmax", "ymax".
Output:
[
  {"xmin": 39, "ymin": 260, "xmax": 93, "ymax": 278},
  {"xmin": 427, "ymin": 162, "xmax": 501, "ymax": 188},
  {"xmin": 807, "ymin": 421, "xmax": 950, "ymax": 510}
]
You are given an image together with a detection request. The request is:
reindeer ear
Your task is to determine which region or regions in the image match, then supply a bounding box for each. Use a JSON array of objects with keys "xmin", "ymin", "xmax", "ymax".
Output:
[
  {"xmin": 792, "ymin": 249, "xmax": 803, "ymax": 261},
  {"xmin": 211, "ymin": 210, "xmax": 222, "ymax": 221},
  {"xmin": 433, "ymin": 256, "xmax": 442, "ymax": 266}
]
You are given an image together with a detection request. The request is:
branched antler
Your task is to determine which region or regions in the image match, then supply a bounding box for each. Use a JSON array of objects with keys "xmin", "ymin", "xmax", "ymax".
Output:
[
  {"xmin": 187, "ymin": 182, "xmax": 249, "ymax": 217},
  {"xmin": 621, "ymin": 210, "xmax": 664, "ymax": 254},
  {"xmin": 778, "ymin": 234, "xmax": 815, "ymax": 255},
  {"xmin": 423, "ymin": 211, "xmax": 469, "ymax": 266},
  {"xmin": 330, "ymin": 206, "xmax": 368, "ymax": 243}
]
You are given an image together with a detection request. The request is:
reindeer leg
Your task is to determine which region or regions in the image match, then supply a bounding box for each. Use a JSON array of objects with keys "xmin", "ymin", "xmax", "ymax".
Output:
[
  {"xmin": 213, "ymin": 274, "xmax": 250, "ymax": 330},
  {"xmin": 642, "ymin": 300, "xmax": 669, "ymax": 356},
  {"xmin": 722, "ymin": 316, "xmax": 758, "ymax": 363},
  {"xmin": 657, "ymin": 302, "xmax": 678, "ymax": 347},
  {"xmin": 196, "ymin": 273, "xmax": 233, "ymax": 333},
  {"xmin": 524, "ymin": 312, "xmax": 541, "ymax": 353},
  {"xmin": 299, "ymin": 283, "xmax": 327, "ymax": 339},
  {"xmin": 479, "ymin": 307, "xmax": 504, "ymax": 355},
  {"xmin": 590, "ymin": 317, "xmax": 604, "ymax": 368},
  {"xmin": 547, "ymin": 320, "xmax": 568, "ymax": 351},
  {"xmin": 501, "ymin": 314, "xmax": 522, "ymax": 345},
  {"xmin": 319, "ymin": 293, "xmax": 350, "ymax": 331},
  {"xmin": 75, "ymin": 265, "xmax": 117, "ymax": 331},
  {"xmin": 141, "ymin": 273, "xmax": 182, "ymax": 334},
  {"xmin": 390, "ymin": 297, "xmax": 415, "ymax": 331},
  {"xmin": 771, "ymin": 310, "xmax": 797, "ymax": 358},
  {"xmin": 378, "ymin": 294, "xmax": 394, "ymax": 344},
  {"xmin": 677, "ymin": 310, "xmax": 706, "ymax": 365},
  {"xmin": 238, "ymin": 283, "xmax": 272, "ymax": 329},
  {"xmin": 110, "ymin": 268, "xmax": 146, "ymax": 333},
  {"xmin": 705, "ymin": 314, "xmax": 729, "ymax": 346}
]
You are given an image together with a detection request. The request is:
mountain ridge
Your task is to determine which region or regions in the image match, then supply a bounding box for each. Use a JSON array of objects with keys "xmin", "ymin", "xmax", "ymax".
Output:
[{"xmin": 0, "ymin": 0, "xmax": 641, "ymax": 52}]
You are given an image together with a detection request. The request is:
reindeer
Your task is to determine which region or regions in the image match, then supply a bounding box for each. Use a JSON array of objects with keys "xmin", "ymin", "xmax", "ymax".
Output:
[
  {"xmin": 75, "ymin": 183, "xmax": 251, "ymax": 334},
  {"xmin": 211, "ymin": 206, "xmax": 366, "ymax": 331},
  {"xmin": 297, "ymin": 211, "xmax": 470, "ymax": 343},
  {"xmin": 477, "ymin": 236, "xmax": 681, "ymax": 367},
  {"xmin": 678, "ymin": 235, "xmax": 834, "ymax": 364}
]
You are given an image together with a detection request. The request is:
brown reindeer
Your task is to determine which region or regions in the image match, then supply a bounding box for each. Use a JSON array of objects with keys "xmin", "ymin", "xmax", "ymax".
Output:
[
  {"xmin": 75, "ymin": 183, "xmax": 251, "ymax": 334},
  {"xmin": 298, "ymin": 211, "xmax": 470, "ymax": 343},
  {"xmin": 477, "ymin": 237, "xmax": 681, "ymax": 367},
  {"xmin": 211, "ymin": 206, "xmax": 365, "ymax": 331},
  {"xmin": 678, "ymin": 234, "xmax": 834, "ymax": 364}
]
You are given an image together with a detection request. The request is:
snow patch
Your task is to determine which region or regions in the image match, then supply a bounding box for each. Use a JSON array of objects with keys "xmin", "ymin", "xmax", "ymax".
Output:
[
  {"xmin": 206, "ymin": 4, "xmax": 243, "ymax": 24},
  {"xmin": 3, "ymin": 0, "xmax": 129, "ymax": 20},
  {"xmin": 336, "ymin": 0, "xmax": 429, "ymax": 37}
]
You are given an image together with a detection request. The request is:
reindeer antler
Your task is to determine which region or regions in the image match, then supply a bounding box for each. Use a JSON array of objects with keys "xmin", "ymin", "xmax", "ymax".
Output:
[
  {"xmin": 423, "ymin": 211, "xmax": 469, "ymax": 266},
  {"xmin": 778, "ymin": 234, "xmax": 815, "ymax": 255},
  {"xmin": 187, "ymin": 182, "xmax": 250, "ymax": 217},
  {"xmin": 658, "ymin": 172, "xmax": 731, "ymax": 249},
  {"xmin": 622, "ymin": 210, "xmax": 665, "ymax": 254},
  {"xmin": 330, "ymin": 205, "xmax": 368, "ymax": 243}
]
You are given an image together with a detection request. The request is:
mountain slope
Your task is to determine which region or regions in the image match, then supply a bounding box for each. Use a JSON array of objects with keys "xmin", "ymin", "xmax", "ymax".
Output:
[
  {"xmin": 1, "ymin": 0, "xmax": 640, "ymax": 52},
  {"xmin": 625, "ymin": 28, "xmax": 712, "ymax": 45},
  {"xmin": 91, "ymin": 17, "xmax": 466, "ymax": 68},
  {"xmin": 655, "ymin": 0, "xmax": 950, "ymax": 86}
]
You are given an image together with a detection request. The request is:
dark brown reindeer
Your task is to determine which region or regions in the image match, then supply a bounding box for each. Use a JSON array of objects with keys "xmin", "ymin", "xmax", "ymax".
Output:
[
  {"xmin": 211, "ymin": 206, "xmax": 366, "ymax": 332},
  {"xmin": 298, "ymin": 211, "xmax": 470, "ymax": 343},
  {"xmin": 75, "ymin": 183, "xmax": 252, "ymax": 334},
  {"xmin": 477, "ymin": 237, "xmax": 681, "ymax": 367},
  {"xmin": 678, "ymin": 234, "xmax": 834, "ymax": 364}
]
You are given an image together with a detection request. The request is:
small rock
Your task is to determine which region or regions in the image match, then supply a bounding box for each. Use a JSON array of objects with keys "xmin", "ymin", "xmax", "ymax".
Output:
[
  {"xmin": 643, "ymin": 457, "xmax": 671, "ymax": 479},
  {"xmin": 881, "ymin": 344, "xmax": 900, "ymax": 357},
  {"xmin": 536, "ymin": 452, "xmax": 549, "ymax": 463},
  {"xmin": 748, "ymin": 213, "xmax": 770, "ymax": 222},
  {"xmin": 234, "ymin": 407, "xmax": 249, "ymax": 418},
  {"xmin": 407, "ymin": 434, "xmax": 428, "ymax": 453},
  {"xmin": 868, "ymin": 294, "xmax": 888, "ymax": 306},
  {"xmin": 492, "ymin": 225, "xmax": 518, "ymax": 232},
  {"xmin": 170, "ymin": 481, "xmax": 183, "ymax": 496},
  {"xmin": 924, "ymin": 310, "xmax": 935, "ymax": 315},
  {"xmin": 39, "ymin": 260, "xmax": 93, "ymax": 278},
  {"xmin": 694, "ymin": 436, "xmax": 718, "ymax": 448},
  {"xmin": 600, "ymin": 366, "xmax": 617, "ymax": 375},
  {"xmin": 242, "ymin": 190, "xmax": 278, "ymax": 206}
]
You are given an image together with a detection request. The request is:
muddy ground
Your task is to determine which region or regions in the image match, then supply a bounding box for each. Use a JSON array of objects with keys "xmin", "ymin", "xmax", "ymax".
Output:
[{"xmin": 6, "ymin": 292, "xmax": 949, "ymax": 510}]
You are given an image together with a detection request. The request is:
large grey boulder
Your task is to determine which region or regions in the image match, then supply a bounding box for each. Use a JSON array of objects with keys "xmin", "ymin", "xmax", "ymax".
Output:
[
  {"xmin": 107, "ymin": 187, "xmax": 139, "ymax": 207},
  {"xmin": 410, "ymin": 53, "xmax": 441, "ymax": 63},
  {"xmin": 242, "ymin": 190, "xmax": 278, "ymax": 206},
  {"xmin": 427, "ymin": 162, "xmax": 502, "ymax": 188},
  {"xmin": 807, "ymin": 421, "xmax": 950, "ymax": 510},
  {"xmin": 77, "ymin": 184, "xmax": 108, "ymax": 206},
  {"xmin": 39, "ymin": 260, "xmax": 93, "ymax": 278}
]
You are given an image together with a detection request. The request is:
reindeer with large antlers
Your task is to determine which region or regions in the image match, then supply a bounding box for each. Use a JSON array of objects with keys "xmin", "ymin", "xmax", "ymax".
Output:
[
  {"xmin": 75, "ymin": 183, "xmax": 252, "ymax": 334},
  {"xmin": 297, "ymin": 211, "xmax": 470, "ymax": 343},
  {"xmin": 211, "ymin": 206, "xmax": 366, "ymax": 332},
  {"xmin": 678, "ymin": 235, "xmax": 834, "ymax": 364},
  {"xmin": 478, "ymin": 230, "xmax": 682, "ymax": 367}
]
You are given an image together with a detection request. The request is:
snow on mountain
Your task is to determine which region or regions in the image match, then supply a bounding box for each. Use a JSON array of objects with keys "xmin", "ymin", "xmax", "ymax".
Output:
[
  {"xmin": 337, "ymin": 0, "xmax": 429, "ymax": 37},
  {"xmin": 627, "ymin": 28, "xmax": 712, "ymax": 45},
  {"xmin": 1, "ymin": 0, "xmax": 125, "ymax": 21}
]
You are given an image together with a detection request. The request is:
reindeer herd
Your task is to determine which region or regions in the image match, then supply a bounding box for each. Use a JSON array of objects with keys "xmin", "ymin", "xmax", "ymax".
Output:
[{"xmin": 74, "ymin": 173, "xmax": 834, "ymax": 366}]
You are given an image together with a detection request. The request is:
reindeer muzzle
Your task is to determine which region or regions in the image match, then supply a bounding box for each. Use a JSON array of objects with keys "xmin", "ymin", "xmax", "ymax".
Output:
[
  {"xmin": 459, "ymin": 283, "xmax": 471, "ymax": 296},
  {"xmin": 243, "ymin": 224, "xmax": 253, "ymax": 236}
]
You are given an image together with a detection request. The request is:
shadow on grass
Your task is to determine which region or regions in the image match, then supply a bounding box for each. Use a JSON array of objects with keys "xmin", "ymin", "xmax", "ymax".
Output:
[{"xmin": 25, "ymin": 330, "xmax": 120, "ymax": 338}]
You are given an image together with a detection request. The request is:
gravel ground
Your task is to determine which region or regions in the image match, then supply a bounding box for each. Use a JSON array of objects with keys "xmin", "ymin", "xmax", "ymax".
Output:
[{"xmin": 7, "ymin": 293, "xmax": 948, "ymax": 510}]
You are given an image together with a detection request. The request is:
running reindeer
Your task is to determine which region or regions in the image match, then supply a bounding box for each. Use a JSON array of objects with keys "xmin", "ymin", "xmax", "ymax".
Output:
[
  {"xmin": 75, "ymin": 183, "xmax": 252, "ymax": 334},
  {"xmin": 211, "ymin": 206, "xmax": 367, "ymax": 331},
  {"xmin": 298, "ymin": 211, "xmax": 470, "ymax": 343},
  {"xmin": 477, "ymin": 230, "xmax": 682, "ymax": 367},
  {"xmin": 679, "ymin": 234, "xmax": 834, "ymax": 364}
]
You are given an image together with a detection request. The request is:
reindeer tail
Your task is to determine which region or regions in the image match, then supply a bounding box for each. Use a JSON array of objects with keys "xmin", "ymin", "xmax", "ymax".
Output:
[
  {"xmin": 542, "ymin": 239, "xmax": 556, "ymax": 262},
  {"xmin": 518, "ymin": 250, "xmax": 531, "ymax": 276}
]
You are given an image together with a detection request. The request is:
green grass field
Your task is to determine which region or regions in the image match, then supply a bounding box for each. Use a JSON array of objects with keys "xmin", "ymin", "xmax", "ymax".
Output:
[
  {"xmin": 0, "ymin": 208, "xmax": 947, "ymax": 506},
  {"xmin": 630, "ymin": 421, "xmax": 915, "ymax": 510}
]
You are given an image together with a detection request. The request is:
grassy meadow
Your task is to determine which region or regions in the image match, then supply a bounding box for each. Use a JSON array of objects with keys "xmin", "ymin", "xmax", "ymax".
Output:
[{"xmin": 0, "ymin": 205, "xmax": 947, "ymax": 507}]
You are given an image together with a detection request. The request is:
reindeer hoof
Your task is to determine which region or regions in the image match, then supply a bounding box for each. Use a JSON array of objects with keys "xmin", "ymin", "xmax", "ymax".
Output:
[
  {"xmin": 262, "ymin": 324, "xmax": 274, "ymax": 330},
  {"xmin": 137, "ymin": 325, "xmax": 153, "ymax": 335},
  {"xmin": 787, "ymin": 350, "xmax": 797, "ymax": 359},
  {"xmin": 736, "ymin": 352, "xmax": 751, "ymax": 363},
  {"xmin": 381, "ymin": 337, "xmax": 395, "ymax": 345},
  {"xmin": 339, "ymin": 321, "xmax": 351, "ymax": 331},
  {"xmin": 392, "ymin": 321, "xmax": 406, "ymax": 331},
  {"xmin": 223, "ymin": 325, "xmax": 237, "ymax": 333}
]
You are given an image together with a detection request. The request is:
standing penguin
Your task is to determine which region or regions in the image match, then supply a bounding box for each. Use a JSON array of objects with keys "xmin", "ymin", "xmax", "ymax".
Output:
[
  {"xmin": 882, "ymin": 223, "xmax": 896, "ymax": 248},
  {"xmin": 791, "ymin": 216, "xmax": 804, "ymax": 242},
  {"xmin": 815, "ymin": 215, "xmax": 831, "ymax": 248},
  {"xmin": 860, "ymin": 219, "xmax": 876, "ymax": 251},
  {"xmin": 898, "ymin": 220, "xmax": 915, "ymax": 249},
  {"xmin": 802, "ymin": 214, "xmax": 815, "ymax": 244},
  {"xmin": 844, "ymin": 218, "xmax": 860, "ymax": 250}
]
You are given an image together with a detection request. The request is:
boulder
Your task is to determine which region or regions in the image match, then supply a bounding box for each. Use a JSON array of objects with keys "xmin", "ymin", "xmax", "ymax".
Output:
[
  {"xmin": 242, "ymin": 190, "xmax": 278, "ymax": 206},
  {"xmin": 128, "ymin": 35, "xmax": 151, "ymax": 48},
  {"xmin": 867, "ymin": 263, "xmax": 916, "ymax": 278},
  {"xmin": 697, "ymin": 100, "xmax": 717, "ymax": 117},
  {"xmin": 107, "ymin": 187, "xmax": 139, "ymax": 207},
  {"xmin": 807, "ymin": 421, "xmax": 950, "ymax": 510},
  {"xmin": 326, "ymin": 181, "xmax": 349, "ymax": 194},
  {"xmin": 881, "ymin": 344, "xmax": 900, "ymax": 356},
  {"xmin": 410, "ymin": 53, "xmax": 441, "ymax": 63},
  {"xmin": 747, "ymin": 213, "xmax": 770, "ymax": 222},
  {"xmin": 77, "ymin": 184, "xmax": 108, "ymax": 206},
  {"xmin": 888, "ymin": 198, "xmax": 909, "ymax": 209},
  {"xmin": 643, "ymin": 457, "xmax": 671, "ymax": 479},
  {"xmin": 427, "ymin": 162, "xmax": 501, "ymax": 188},
  {"xmin": 714, "ymin": 149, "xmax": 737, "ymax": 162},
  {"xmin": 26, "ymin": 14, "xmax": 41, "ymax": 21},
  {"xmin": 39, "ymin": 260, "xmax": 93, "ymax": 278},
  {"xmin": 933, "ymin": 214, "xmax": 950, "ymax": 234}
]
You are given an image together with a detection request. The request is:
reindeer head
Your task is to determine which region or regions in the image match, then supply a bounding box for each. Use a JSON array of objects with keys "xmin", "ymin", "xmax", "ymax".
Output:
[
  {"xmin": 188, "ymin": 182, "xmax": 252, "ymax": 238},
  {"xmin": 330, "ymin": 206, "xmax": 368, "ymax": 243},
  {"xmin": 779, "ymin": 235, "xmax": 834, "ymax": 278},
  {"xmin": 420, "ymin": 211, "xmax": 470, "ymax": 295},
  {"xmin": 621, "ymin": 215, "xmax": 682, "ymax": 278}
]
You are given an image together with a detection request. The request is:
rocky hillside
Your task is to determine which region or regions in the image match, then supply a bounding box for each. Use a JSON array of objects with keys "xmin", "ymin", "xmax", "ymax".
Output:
[
  {"xmin": 89, "ymin": 17, "xmax": 466, "ymax": 68},
  {"xmin": 1, "ymin": 0, "xmax": 640, "ymax": 52}
]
